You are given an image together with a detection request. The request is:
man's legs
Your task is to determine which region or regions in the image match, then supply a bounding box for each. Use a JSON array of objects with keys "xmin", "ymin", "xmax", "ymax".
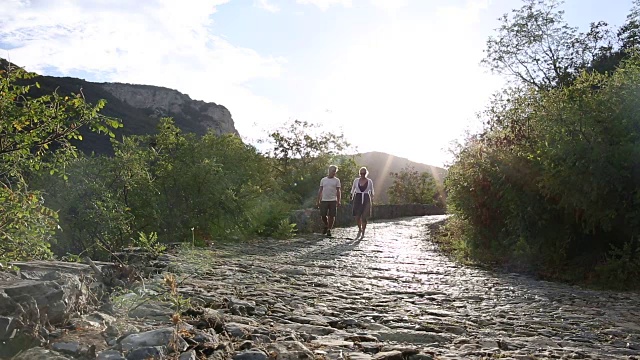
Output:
[
  {"xmin": 326, "ymin": 201, "xmax": 337, "ymax": 237},
  {"xmin": 320, "ymin": 202, "xmax": 329, "ymax": 234}
]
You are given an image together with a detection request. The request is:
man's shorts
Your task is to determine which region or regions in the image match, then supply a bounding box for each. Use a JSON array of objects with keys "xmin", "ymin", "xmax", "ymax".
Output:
[{"xmin": 320, "ymin": 201, "xmax": 337, "ymax": 217}]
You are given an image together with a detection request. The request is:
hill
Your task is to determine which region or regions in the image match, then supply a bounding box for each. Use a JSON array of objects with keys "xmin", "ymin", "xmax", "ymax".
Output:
[
  {"xmin": 351, "ymin": 151, "xmax": 447, "ymax": 204},
  {"xmin": 2, "ymin": 59, "xmax": 238, "ymax": 155}
]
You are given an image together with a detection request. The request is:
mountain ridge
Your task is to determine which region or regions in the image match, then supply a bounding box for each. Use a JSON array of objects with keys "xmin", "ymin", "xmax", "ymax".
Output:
[{"xmin": 2, "ymin": 59, "xmax": 238, "ymax": 154}]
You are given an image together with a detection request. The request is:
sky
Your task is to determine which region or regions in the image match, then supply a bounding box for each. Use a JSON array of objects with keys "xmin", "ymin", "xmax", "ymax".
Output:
[{"xmin": 0, "ymin": 0, "xmax": 633, "ymax": 167}]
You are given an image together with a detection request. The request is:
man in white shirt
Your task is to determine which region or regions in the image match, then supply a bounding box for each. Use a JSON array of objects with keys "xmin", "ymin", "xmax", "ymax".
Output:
[{"xmin": 316, "ymin": 165, "xmax": 341, "ymax": 237}]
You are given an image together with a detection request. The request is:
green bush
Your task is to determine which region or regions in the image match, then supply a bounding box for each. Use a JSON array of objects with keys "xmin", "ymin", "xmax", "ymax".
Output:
[
  {"xmin": 0, "ymin": 64, "xmax": 119, "ymax": 262},
  {"xmin": 446, "ymin": 56, "xmax": 640, "ymax": 286}
]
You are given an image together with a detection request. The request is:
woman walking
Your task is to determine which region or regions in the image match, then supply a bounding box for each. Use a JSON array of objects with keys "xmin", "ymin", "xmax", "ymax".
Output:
[{"xmin": 350, "ymin": 167, "xmax": 374, "ymax": 240}]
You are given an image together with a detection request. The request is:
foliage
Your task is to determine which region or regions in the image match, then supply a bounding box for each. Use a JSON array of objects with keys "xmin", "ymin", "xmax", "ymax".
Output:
[
  {"xmin": 482, "ymin": 0, "xmax": 614, "ymax": 89},
  {"xmin": 133, "ymin": 231, "xmax": 166, "ymax": 257},
  {"xmin": 594, "ymin": 238, "xmax": 640, "ymax": 289},
  {"xmin": 387, "ymin": 166, "xmax": 438, "ymax": 205},
  {"xmin": 263, "ymin": 119, "xmax": 357, "ymax": 206},
  {"xmin": 446, "ymin": 54, "xmax": 640, "ymax": 286},
  {"xmin": 444, "ymin": 0, "xmax": 640, "ymax": 288},
  {"xmin": 271, "ymin": 219, "xmax": 297, "ymax": 240},
  {"xmin": 39, "ymin": 118, "xmax": 294, "ymax": 259},
  {"xmin": 0, "ymin": 64, "xmax": 120, "ymax": 262}
]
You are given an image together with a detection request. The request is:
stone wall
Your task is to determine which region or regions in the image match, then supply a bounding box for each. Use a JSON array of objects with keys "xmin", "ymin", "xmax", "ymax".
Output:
[{"xmin": 290, "ymin": 204, "xmax": 446, "ymax": 233}]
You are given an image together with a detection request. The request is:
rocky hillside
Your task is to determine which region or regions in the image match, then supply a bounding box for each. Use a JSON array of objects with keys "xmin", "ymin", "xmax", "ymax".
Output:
[
  {"xmin": 352, "ymin": 151, "xmax": 447, "ymax": 204},
  {"xmin": 3, "ymin": 59, "xmax": 238, "ymax": 154},
  {"xmin": 43, "ymin": 77, "xmax": 237, "ymax": 154}
]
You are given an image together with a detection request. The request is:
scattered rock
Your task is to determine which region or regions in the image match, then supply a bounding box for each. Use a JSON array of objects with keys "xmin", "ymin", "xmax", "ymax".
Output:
[
  {"xmin": 345, "ymin": 334, "xmax": 379, "ymax": 343},
  {"xmin": 226, "ymin": 322, "xmax": 254, "ymax": 338},
  {"xmin": 233, "ymin": 349, "xmax": 269, "ymax": 360},
  {"xmin": 408, "ymin": 354, "xmax": 434, "ymax": 360},
  {"xmin": 97, "ymin": 349, "xmax": 126, "ymax": 360},
  {"xmin": 179, "ymin": 349, "xmax": 198, "ymax": 360},
  {"xmin": 125, "ymin": 346, "xmax": 166, "ymax": 360},
  {"xmin": 2, "ymin": 216, "xmax": 640, "ymax": 360},
  {"xmin": 128, "ymin": 303, "xmax": 173, "ymax": 321},
  {"xmin": 51, "ymin": 341, "xmax": 90, "ymax": 357},
  {"xmin": 265, "ymin": 341, "xmax": 315, "ymax": 360},
  {"xmin": 311, "ymin": 338, "xmax": 354, "ymax": 347},
  {"xmin": 0, "ymin": 316, "xmax": 17, "ymax": 340},
  {"xmin": 120, "ymin": 327, "xmax": 187, "ymax": 352},
  {"xmin": 11, "ymin": 347, "xmax": 73, "ymax": 360},
  {"xmin": 284, "ymin": 323, "xmax": 335, "ymax": 336},
  {"xmin": 372, "ymin": 350, "xmax": 404, "ymax": 360}
]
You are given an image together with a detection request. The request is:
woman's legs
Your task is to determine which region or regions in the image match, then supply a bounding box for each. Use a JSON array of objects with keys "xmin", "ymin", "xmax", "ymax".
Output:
[
  {"xmin": 355, "ymin": 216, "xmax": 363, "ymax": 238},
  {"xmin": 361, "ymin": 200, "xmax": 371, "ymax": 238}
]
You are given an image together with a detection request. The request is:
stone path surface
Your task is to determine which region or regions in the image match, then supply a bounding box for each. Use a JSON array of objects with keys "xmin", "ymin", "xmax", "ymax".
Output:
[{"xmin": 171, "ymin": 215, "xmax": 640, "ymax": 360}]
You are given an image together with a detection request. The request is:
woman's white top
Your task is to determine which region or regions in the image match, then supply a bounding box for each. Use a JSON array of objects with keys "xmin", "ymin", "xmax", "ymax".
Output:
[{"xmin": 350, "ymin": 178, "xmax": 375, "ymax": 204}]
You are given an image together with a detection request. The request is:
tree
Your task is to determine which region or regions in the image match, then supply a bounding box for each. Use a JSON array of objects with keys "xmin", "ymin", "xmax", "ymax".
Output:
[
  {"xmin": 387, "ymin": 166, "xmax": 437, "ymax": 205},
  {"xmin": 482, "ymin": 0, "xmax": 613, "ymax": 89},
  {"xmin": 0, "ymin": 63, "xmax": 120, "ymax": 262},
  {"xmin": 619, "ymin": 0, "xmax": 640, "ymax": 51},
  {"xmin": 263, "ymin": 120, "xmax": 357, "ymax": 206}
]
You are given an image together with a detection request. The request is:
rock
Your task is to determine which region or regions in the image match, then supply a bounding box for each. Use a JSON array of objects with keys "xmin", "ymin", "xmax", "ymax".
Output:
[
  {"xmin": 374, "ymin": 330, "xmax": 449, "ymax": 344},
  {"xmin": 442, "ymin": 325, "xmax": 466, "ymax": 335},
  {"xmin": 254, "ymin": 306, "xmax": 268, "ymax": 316},
  {"xmin": 284, "ymin": 323, "xmax": 336, "ymax": 336},
  {"xmin": 361, "ymin": 323, "xmax": 391, "ymax": 331},
  {"xmin": 265, "ymin": 341, "xmax": 315, "ymax": 360},
  {"xmin": 225, "ymin": 322, "xmax": 254, "ymax": 338},
  {"xmin": 51, "ymin": 342, "xmax": 85, "ymax": 356},
  {"xmin": 233, "ymin": 350, "xmax": 269, "ymax": 360},
  {"xmin": 192, "ymin": 329, "xmax": 217, "ymax": 344},
  {"xmin": 381, "ymin": 346, "xmax": 419, "ymax": 356},
  {"xmin": 0, "ymin": 292, "xmax": 19, "ymax": 316},
  {"xmin": 0, "ymin": 331, "xmax": 43, "ymax": 359},
  {"xmin": 345, "ymin": 334, "xmax": 379, "ymax": 343},
  {"xmin": 125, "ymin": 346, "xmax": 166, "ymax": 360},
  {"xmin": 106, "ymin": 322, "xmax": 140, "ymax": 337},
  {"xmin": 97, "ymin": 349, "xmax": 126, "ymax": 360},
  {"xmin": 179, "ymin": 349, "xmax": 198, "ymax": 360},
  {"xmin": 276, "ymin": 267, "xmax": 307, "ymax": 276},
  {"xmin": 311, "ymin": 338, "xmax": 354, "ymax": 347},
  {"xmin": 100, "ymin": 83, "xmax": 238, "ymax": 136},
  {"xmin": 408, "ymin": 354, "xmax": 435, "ymax": 360},
  {"xmin": 0, "ymin": 316, "xmax": 17, "ymax": 340},
  {"xmin": 11, "ymin": 347, "xmax": 73, "ymax": 360},
  {"xmin": 2, "ymin": 280, "xmax": 65, "ymax": 322},
  {"xmin": 372, "ymin": 350, "xmax": 404, "ymax": 360},
  {"xmin": 120, "ymin": 327, "xmax": 187, "ymax": 352},
  {"xmin": 0, "ymin": 267, "xmax": 90, "ymax": 326},
  {"xmin": 128, "ymin": 303, "xmax": 173, "ymax": 321},
  {"xmin": 229, "ymin": 298, "xmax": 256, "ymax": 316},
  {"xmin": 360, "ymin": 342, "xmax": 382, "ymax": 354},
  {"xmin": 81, "ymin": 311, "xmax": 117, "ymax": 328},
  {"xmin": 345, "ymin": 352, "xmax": 373, "ymax": 360}
]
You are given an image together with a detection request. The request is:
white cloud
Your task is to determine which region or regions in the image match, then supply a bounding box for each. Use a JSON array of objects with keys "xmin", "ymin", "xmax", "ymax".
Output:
[
  {"xmin": 255, "ymin": 0, "xmax": 280, "ymax": 13},
  {"xmin": 0, "ymin": 0, "xmax": 289, "ymax": 141},
  {"xmin": 296, "ymin": 0, "xmax": 353, "ymax": 11},
  {"xmin": 370, "ymin": 0, "xmax": 409, "ymax": 11},
  {"xmin": 296, "ymin": 0, "xmax": 408, "ymax": 11}
]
